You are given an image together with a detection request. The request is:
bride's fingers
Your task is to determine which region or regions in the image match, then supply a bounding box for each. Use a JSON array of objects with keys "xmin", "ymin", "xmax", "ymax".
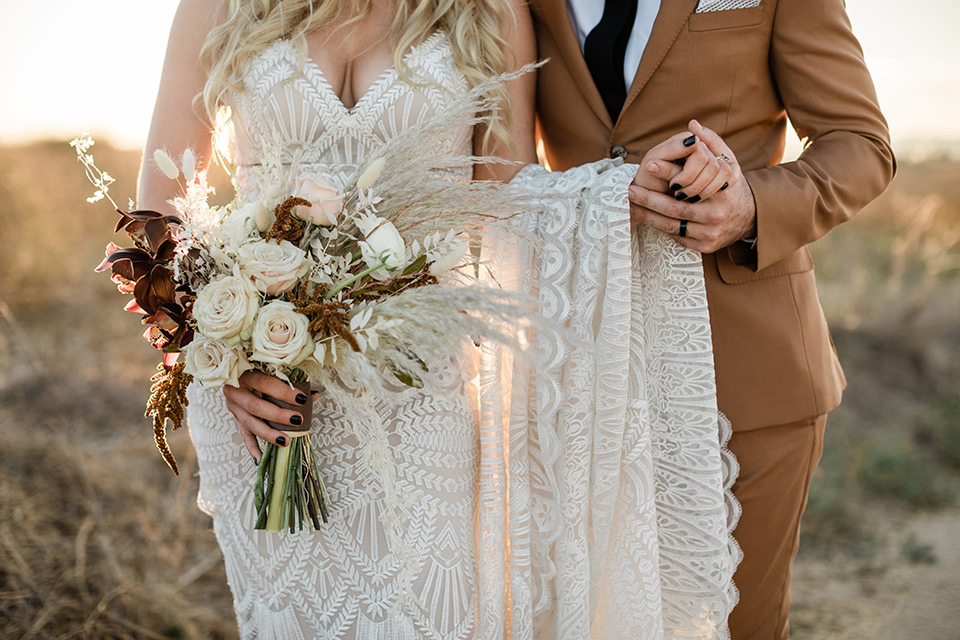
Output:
[
  {"xmin": 643, "ymin": 160, "xmax": 684, "ymax": 190},
  {"xmin": 239, "ymin": 370, "xmax": 309, "ymax": 406},
  {"xmin": 696, "ymin": 165, "xmax": 736, "ymax": 202},
  {"xmin": 224, "ymin": 382, "xmax": 304, "ymax": 432},
  {"xmin": 238, "ymin": 417, "xmax": 263, "ymax": 463},
  {"xmin": 677, "ymin": 153, "xmax": 733, "ymax": 201},
  {"xmin": 666, "ymin": 144, "xmax": 715, "ymax": 201},
  {"xmin": 226, "ymin": 400, "xmax": 290, "ymax": 453}
]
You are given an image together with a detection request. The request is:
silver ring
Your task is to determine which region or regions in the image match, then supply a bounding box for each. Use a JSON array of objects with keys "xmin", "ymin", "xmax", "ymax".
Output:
[
  {"xmin": 716, "ymin": 153, "xmax": 730, "ymax": 163},
  {"xmin": 678, "ymin": 220, "xmax": 688, "ymax": 238}
]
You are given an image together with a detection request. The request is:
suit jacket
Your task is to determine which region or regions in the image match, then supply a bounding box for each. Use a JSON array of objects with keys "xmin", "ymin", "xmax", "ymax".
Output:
[{"xmin": 531, "ymin": 0, "xmax": 895, "ymax": 430}]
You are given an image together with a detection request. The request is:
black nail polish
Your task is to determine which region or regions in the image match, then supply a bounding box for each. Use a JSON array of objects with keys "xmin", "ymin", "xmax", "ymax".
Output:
[
  {"xmin": 290, "ymin": 414, "xmax": 303, "ymax": 426},
  {"xmin": 687, "ymin": 195, "xmax": 701, "ymax": 204},
  {"xmin": 253, "ymin": 455, "xmax": 259, "ymax": 466},
  {"xmin": 276, "ymin": 436, "xmax": 286, "ymax": 446},
  {"xmin": 295, "ymin": 393, "xmax": 308, "ymax": 405},
  {"xmin": 682, "ymin": 135, "xmax": 696, "ymax": 147},
  {"xmin": 670, "ymin": 183, "xmax": 682, "ymax": 192},
  {"xmin": 675, "ymin": 191, "xmax": 688, "ymax": 201},
  {"xmin": 720, "ymin": 182, "xmax": 729, "ymax": 191}
]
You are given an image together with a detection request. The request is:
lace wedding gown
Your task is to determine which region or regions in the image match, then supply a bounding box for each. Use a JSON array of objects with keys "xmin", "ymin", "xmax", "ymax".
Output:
[{"xmin": 186, "ymin": 31, "xmax": 739, "ymax": 640}]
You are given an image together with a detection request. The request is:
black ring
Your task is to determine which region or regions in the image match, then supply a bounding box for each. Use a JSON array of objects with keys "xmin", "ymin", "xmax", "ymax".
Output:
[{"xmin": 678, "ymin": 220, "xmax": 688, "ymax": 238}]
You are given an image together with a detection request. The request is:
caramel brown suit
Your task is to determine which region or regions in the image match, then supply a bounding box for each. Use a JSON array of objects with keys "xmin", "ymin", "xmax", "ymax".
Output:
[{"xmin": 529, "ymin": 0, "xmax": 895, "ymax": 637}]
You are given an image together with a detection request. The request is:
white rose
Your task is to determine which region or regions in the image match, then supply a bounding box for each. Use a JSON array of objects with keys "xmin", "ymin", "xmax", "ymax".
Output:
[
  {"xmin": 293, "ymin": 176, "xmax": 342, "ymax": 226},
  {"xmin": 250, "ymin": 300, "xmax": 314, "ymax": 366},
  {"xmin": 183, "ymin": 336, "xmax": 253, "ymax": 389},
  {"xmin": 429, "ymin": 241, "xmax": 469, "ymax": 275},
  {"xmin": 238, "ymin": 239, "xmax": 310, "ymax": 296},
  {"xmin": 360, "ymin": 219, "xmax": 406, "ymax": 279},
  {"xmin": 193, "ymin": 273, "xmax": 260, "ymax": 343}
]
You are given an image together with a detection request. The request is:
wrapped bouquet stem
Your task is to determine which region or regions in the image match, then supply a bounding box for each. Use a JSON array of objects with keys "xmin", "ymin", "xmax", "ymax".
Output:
[{"xmin": 256, "ymin": 377, "xmax": 329, "ymax": 532}]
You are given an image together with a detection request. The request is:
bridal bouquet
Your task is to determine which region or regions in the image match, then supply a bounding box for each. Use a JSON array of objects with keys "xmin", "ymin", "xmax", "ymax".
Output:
[{"xmin": 74, "ymin": 96, "xmax": 533, "ymax": 534}]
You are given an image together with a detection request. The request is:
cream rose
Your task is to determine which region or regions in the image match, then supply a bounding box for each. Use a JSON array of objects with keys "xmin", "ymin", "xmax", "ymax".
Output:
[
  {"xmin": 250, "ymin": 300, "xmax": 314, "ymax": 366},
  {"xmin": 238, "ymin": 239, "xmax": 310, "ymax": 296},
  {"xmin": 293, "ymin": 176, "xmax": 342, "ymax": 226},
  {"xmin": 193, "ymin": 273, "xmax": 260, "ymax": 343},
  {"xmin": 183, "ymin": 336, "xmax": 253, "ymax": 389}
]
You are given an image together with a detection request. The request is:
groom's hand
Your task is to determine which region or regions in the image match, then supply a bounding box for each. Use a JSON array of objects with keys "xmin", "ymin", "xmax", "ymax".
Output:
[{"xmin": 629, "ymin": 121, "xmax": 757, "ymax": 253}]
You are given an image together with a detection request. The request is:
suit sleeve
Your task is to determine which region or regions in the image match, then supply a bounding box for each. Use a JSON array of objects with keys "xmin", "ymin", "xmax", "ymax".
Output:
[{"xmin": 742, "ymin": 0, "xmax": 896, "ymax": 271}]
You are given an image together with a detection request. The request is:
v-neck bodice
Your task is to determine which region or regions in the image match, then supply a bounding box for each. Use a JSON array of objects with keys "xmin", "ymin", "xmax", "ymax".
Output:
[{"xmin": 226, "ymin": 31, "xmax": 472, "ymax": 190}]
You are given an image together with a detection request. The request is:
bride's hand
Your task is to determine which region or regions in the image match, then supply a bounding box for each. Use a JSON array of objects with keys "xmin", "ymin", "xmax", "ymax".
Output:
[
  {"xmin": 223, "ymin": 371, "xmax": 314, "ymax": 463},
  {"xmin": 631, "ymin": 120, "xmax": 741, "ymax": 213}
]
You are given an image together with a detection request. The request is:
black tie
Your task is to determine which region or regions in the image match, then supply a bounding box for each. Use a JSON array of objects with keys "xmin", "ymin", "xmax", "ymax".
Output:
[{"xmin": 583, "ymin": 0, "xmax": 639, "ymax": 121}]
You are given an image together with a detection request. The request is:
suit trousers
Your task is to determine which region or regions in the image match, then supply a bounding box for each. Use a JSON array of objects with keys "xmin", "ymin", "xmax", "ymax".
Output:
[{"xmin": 726, "ymin": 414, "xmax": 828, "ymax": 640}]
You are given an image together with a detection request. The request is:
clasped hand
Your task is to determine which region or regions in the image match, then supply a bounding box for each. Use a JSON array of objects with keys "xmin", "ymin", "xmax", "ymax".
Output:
[{"xmin": 629, "ymin": 120, "xmax": 756, "ymax": 254}]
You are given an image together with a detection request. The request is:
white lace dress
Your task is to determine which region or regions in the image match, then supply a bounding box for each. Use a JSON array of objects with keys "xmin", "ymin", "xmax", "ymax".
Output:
[{"xmin": 186, "ymin": 32, "xmax": 740, "ymax": 640}]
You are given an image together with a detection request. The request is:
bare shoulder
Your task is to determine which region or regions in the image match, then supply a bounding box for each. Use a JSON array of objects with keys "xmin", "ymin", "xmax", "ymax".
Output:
[{"xmin": 169, "ymin": 0, "xmax": 228, "ymax": 44}]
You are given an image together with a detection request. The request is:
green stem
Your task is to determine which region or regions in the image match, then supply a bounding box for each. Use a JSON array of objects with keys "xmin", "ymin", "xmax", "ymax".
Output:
[
  {"xmin": 265, "ymin": 443, "xmax": 292, "ymax": 532},
  {"xmin": 324, "ymin": 257, "xmax": 390, "ymax": 300}
]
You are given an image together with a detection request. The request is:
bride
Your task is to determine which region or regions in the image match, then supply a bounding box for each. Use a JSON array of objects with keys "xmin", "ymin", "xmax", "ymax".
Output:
[{"xmin": 138, "ymin": 0, "xmax": 741, "ymax": 638}]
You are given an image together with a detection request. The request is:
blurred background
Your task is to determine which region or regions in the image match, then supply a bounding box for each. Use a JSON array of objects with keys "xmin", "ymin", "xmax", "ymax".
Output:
[{"xmin": 1, "ymin": 1, "xmax": 958, "ymax": 638}]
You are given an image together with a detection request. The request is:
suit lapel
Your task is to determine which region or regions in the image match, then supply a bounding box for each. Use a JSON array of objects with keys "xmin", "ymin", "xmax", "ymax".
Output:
[
  {"xmin": 538, "ymin": 0, "xmax": 614, "ymax": 129},
  {"xmin": 619, "ymin": 0, "xmax": 699, "ymax": 118}
]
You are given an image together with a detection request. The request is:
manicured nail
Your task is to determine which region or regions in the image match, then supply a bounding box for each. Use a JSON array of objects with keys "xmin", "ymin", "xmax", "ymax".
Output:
[
  {"xmin": 687, "ymin": 195, "xmax": 701, "ymax": 204},
  {"xmin": 682, "ymin": 135, "xmax": 696, "ymax": 147},
  {"xmin": 276, "ymin": 436, "xmax": 287, "ymax": 446},
  {"xmin": 670, "ymin": 183, "xmax": 683, "ymax": 192},
  {"xmin": 252, "ymin": 455, "xmax": 259, "ymax": 465},
  {"xmin": 290, "ymin": 414, "xmax": 303, "ymax": 426},
  {"xmin": 295, "ymin": 393, "xmax": 308, "ymax": 405},
  {"xmin": 720, "ymin": 182, "xmax": 729, "ymax": 191},
  {"xmin": 647, "ymin": 161, "xmax": 660, "ymax": 173},
  {"xmin": 675, "ymin": 191, "xmax": 688, "ymax": 201},
  {"xmin": 311, "ymin": 391, "xmax": 319, "ymax": 397}
]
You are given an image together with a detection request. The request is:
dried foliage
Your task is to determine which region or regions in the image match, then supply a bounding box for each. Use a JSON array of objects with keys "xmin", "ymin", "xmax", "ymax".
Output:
[
  {"xmin": 145, "ymin": 362, "xmax": 194, "ymax": 476},
  {"xmin": 264, "ymin": 196, "xmax": 310, "ymax": 245}
]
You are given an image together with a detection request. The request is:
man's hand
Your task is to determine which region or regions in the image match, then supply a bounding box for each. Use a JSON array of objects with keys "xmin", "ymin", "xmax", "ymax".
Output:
[{"xmin": 629, "ymin": 120, "xmax": 757, "ymax": 253}]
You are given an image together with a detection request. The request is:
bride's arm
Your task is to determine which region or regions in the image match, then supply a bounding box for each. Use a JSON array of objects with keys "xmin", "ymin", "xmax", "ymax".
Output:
[
  {"xmin": 137, "ymin": 0, "xmax": 224, "ymax": 215},
  {"xmin": 472, "ymin": 1, "xmax": 538, "ymax": 183},
  {"xmin": 140, "ymin": 0, "xmax": 303, "ymax": 460}
]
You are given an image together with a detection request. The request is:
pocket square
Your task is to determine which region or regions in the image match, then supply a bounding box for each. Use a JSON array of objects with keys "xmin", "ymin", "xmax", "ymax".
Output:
[{"xmin": 695, "ymin": 0, "xmax": 762, "ymax": 12}]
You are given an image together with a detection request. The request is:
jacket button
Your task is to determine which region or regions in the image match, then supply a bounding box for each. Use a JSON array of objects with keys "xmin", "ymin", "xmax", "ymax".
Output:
[{"xmin": 610, "ymin": 145, "xmax": 628, "ymax": 160}]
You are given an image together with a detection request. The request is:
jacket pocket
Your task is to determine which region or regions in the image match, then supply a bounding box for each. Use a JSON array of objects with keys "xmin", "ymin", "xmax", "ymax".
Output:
[
  {"xmin": 689, "ymin": 6, "xmax": 764, "ymax": 31},
  {"xmin": 716, "ymin": 246, "xmax": 813, "ymax": 285}
]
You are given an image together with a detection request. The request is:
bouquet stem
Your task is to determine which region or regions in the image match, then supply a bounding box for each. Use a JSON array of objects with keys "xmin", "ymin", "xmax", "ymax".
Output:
[{"xmin": 253, "ymin": 380, "xmax": 330, "ymax": 533}]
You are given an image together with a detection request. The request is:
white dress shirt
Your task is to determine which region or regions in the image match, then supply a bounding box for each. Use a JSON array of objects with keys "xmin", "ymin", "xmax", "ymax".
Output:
[{"xmin": 566, "ymin": 0, "xmax": 662, "ymax": 91}]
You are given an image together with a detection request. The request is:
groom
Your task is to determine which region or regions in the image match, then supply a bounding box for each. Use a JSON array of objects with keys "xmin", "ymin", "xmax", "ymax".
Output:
[{"xmin": 529, "ymin": 0, "xmax": 895, "ymax": 638}]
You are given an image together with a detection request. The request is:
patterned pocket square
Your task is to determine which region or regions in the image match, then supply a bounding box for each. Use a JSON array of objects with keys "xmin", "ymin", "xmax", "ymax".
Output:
[{"xmin": 695, "ymin": 0, "xmax": 762, "ymax": 12}]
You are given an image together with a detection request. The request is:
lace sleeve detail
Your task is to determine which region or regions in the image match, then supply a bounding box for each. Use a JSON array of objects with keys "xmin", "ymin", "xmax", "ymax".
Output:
[{"xmin": 478, "ymin": 160, "xmax": 741, "ymax": 639}]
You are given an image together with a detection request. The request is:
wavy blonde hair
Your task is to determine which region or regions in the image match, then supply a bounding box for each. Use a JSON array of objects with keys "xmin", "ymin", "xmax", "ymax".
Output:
[{"xmin": 199, "ymin": 0, "xmax": 515, "ymax": 153}]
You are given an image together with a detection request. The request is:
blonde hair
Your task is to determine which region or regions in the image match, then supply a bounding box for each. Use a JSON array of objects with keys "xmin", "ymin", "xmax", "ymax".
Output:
[{"xmin": 199, "ymin": 0, "xmax": 515, "ymax": 153}]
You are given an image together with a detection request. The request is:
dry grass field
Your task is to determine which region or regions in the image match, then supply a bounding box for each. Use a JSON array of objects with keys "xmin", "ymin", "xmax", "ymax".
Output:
[{"xmin": 1, "ymin": 141, "xmax": 958, "ymax": 638}]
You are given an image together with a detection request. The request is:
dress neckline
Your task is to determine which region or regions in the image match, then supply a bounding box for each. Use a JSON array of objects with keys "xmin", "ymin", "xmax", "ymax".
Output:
[{"xmin": 272, "ymin": 31, "xmax": 446, "ymax": 114}]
